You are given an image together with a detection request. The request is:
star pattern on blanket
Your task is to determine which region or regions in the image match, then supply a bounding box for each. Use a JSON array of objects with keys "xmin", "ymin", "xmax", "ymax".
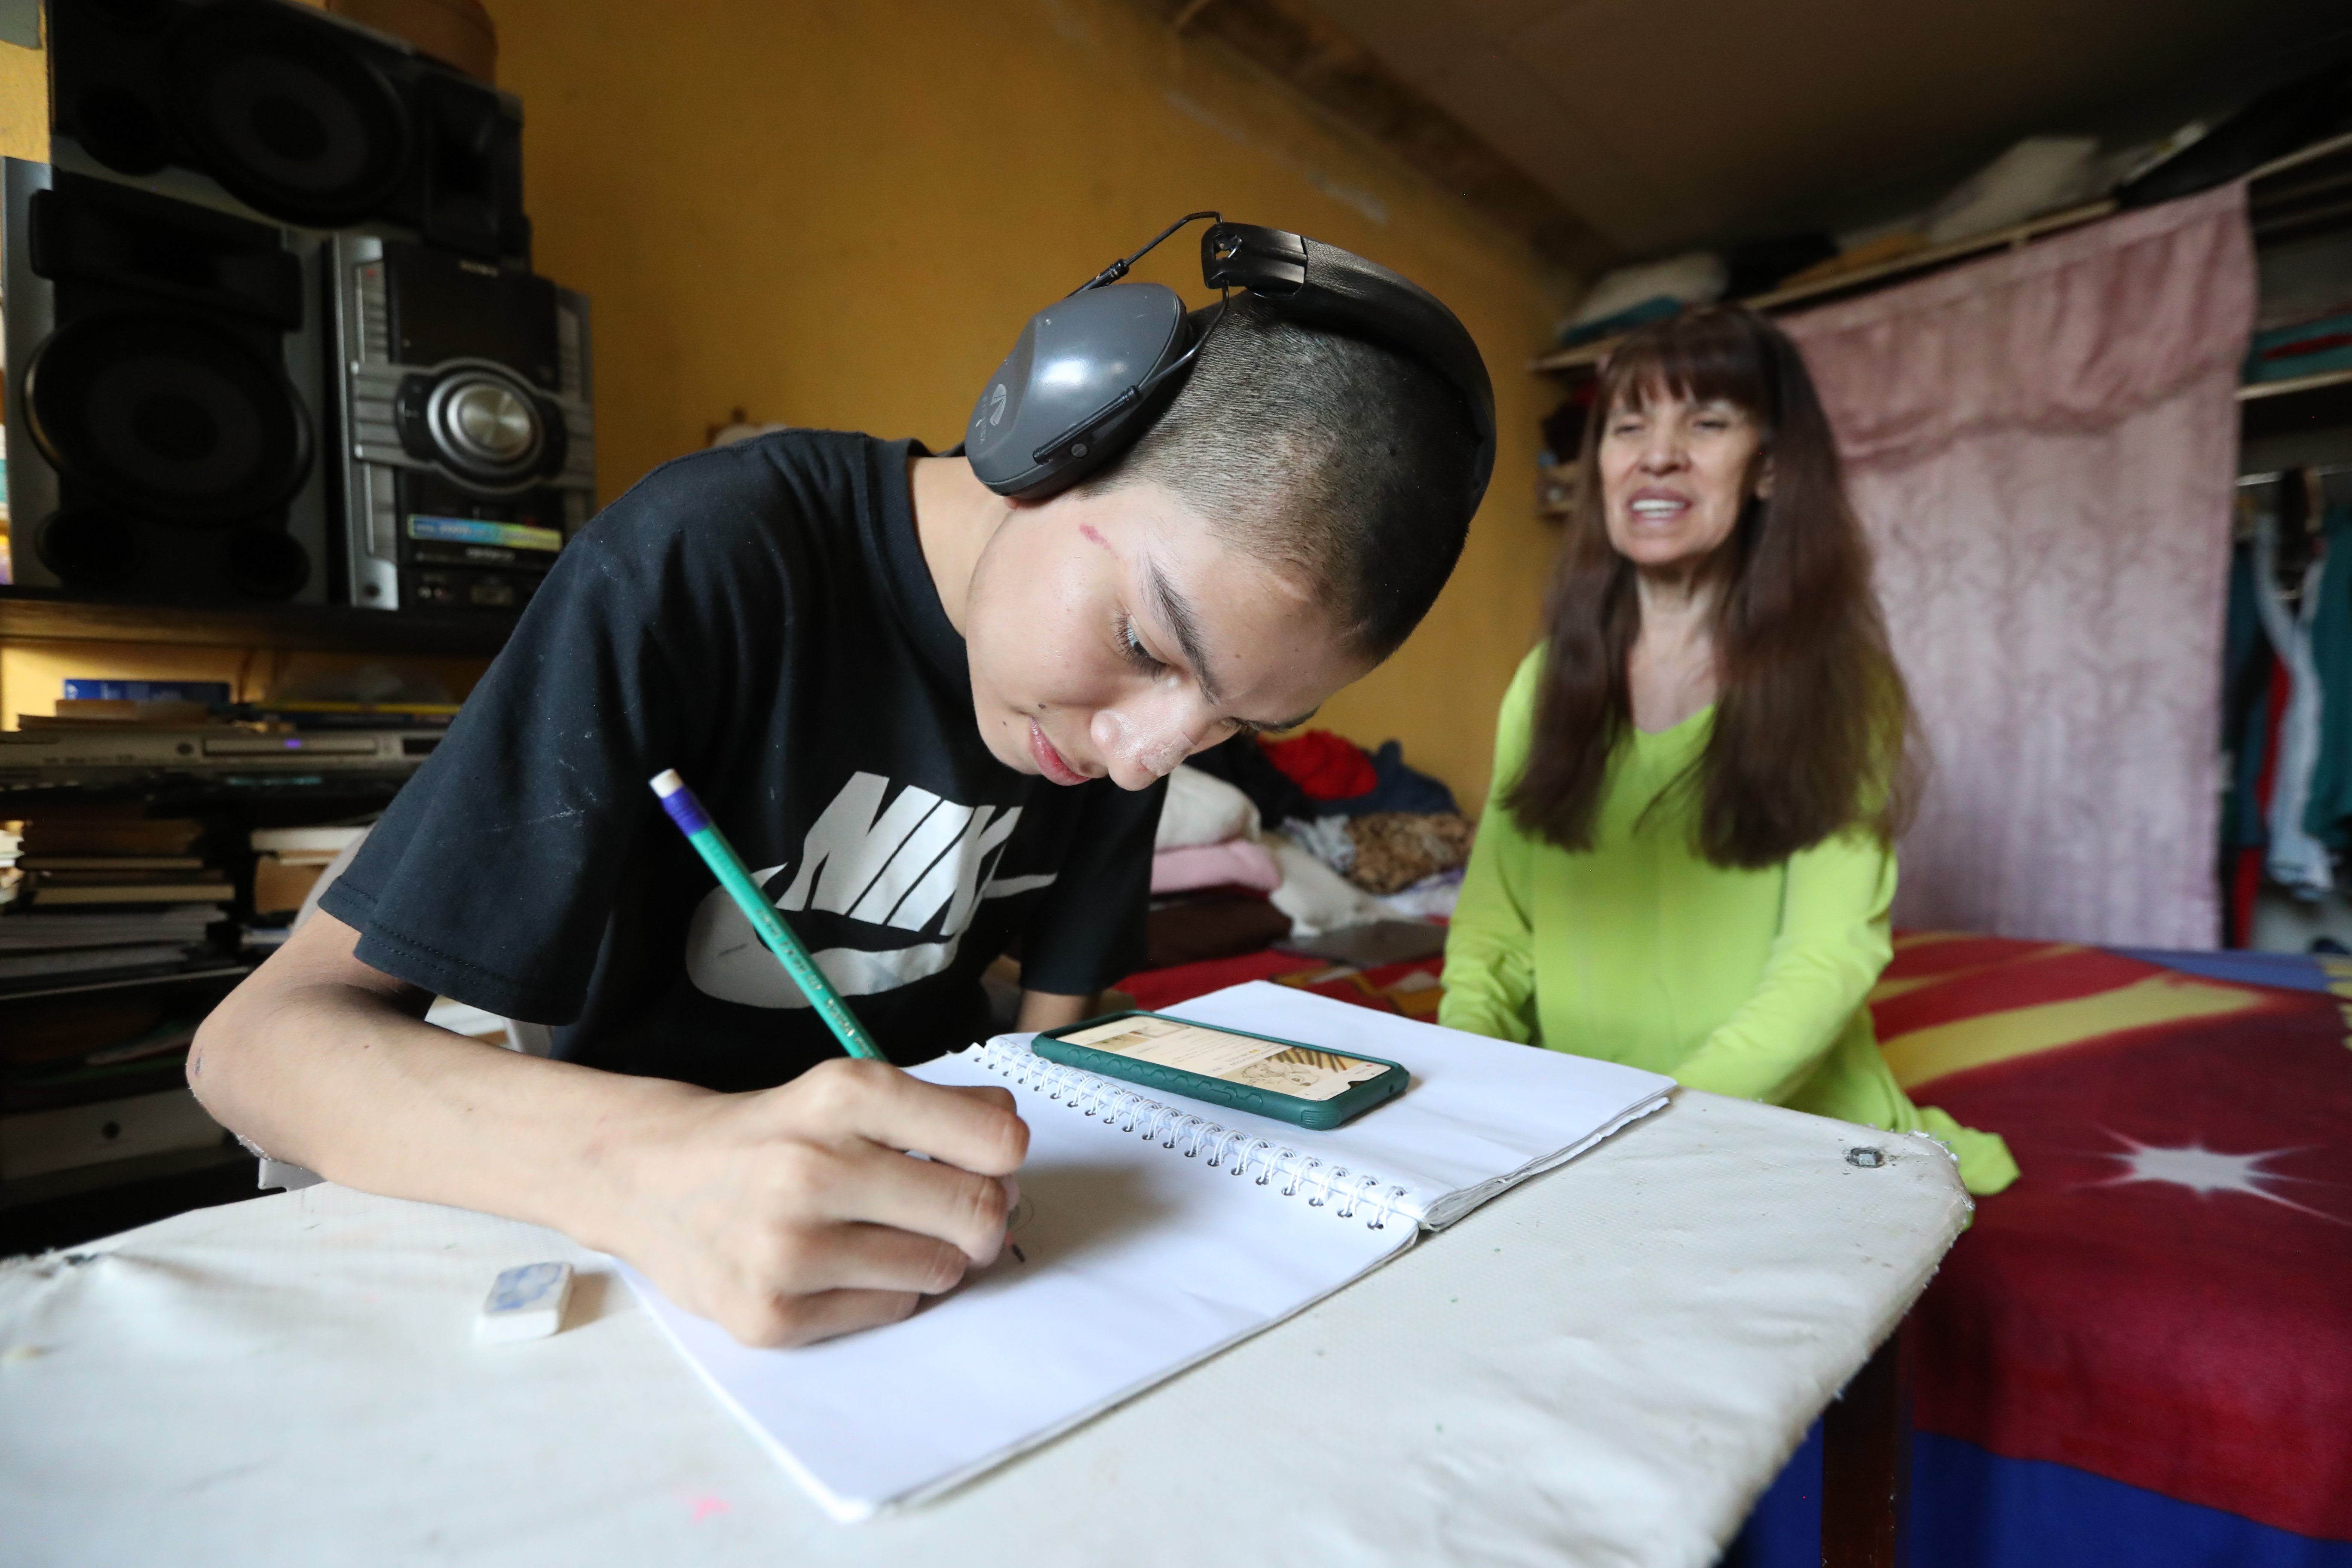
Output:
[{"xmin": 2095, "ymin": 1132, "xmax": 2347, "ymax": 1223}]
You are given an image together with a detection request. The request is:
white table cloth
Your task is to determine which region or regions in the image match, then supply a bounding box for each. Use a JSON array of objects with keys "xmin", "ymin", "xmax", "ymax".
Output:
[{"xmin": 0, "ymin": 1090, "xmax": 1967, "ymax": 1568}]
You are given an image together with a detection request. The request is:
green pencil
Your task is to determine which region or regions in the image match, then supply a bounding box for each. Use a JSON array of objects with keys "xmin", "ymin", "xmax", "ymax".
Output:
[{"xmin": 649, "ymin": 768, "xmax": 887, "ymax": 1062}]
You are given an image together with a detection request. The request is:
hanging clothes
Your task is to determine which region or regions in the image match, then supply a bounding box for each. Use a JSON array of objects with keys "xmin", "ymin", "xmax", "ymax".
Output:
[
  {"xmin": 2219, "ymin": 536, "xmax": 2280, "ymax": 947},
  {"xmin": 2300, "ymin": 504, "xmax": 2352, "ymax": 849},
  {"xmin": 2251, "ymin": 509, "xmax": 2333, "ymax": 897},
  {"xmin": 2233, "ymin": 664, "xmax": 2291, "ymax": 944},
  {"xmin": 2220, "ymin": 536, "xmax": 2278, "ymax": 854}
]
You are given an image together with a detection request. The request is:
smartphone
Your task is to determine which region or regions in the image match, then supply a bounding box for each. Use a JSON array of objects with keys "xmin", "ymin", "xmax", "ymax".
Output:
[{"xmin": 1032, "ymin": 1011, "xmax": 1409, "ymax": 1130}]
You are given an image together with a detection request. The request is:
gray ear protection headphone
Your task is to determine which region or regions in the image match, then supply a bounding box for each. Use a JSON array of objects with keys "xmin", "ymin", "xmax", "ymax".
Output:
[{"xmin": 962, "ymin": 213, "xmax": 1496, "ymax": 513}]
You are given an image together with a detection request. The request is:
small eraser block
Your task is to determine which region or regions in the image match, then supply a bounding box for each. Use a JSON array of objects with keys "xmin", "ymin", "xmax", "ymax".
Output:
[{"xmin": 476, "ymin": 1261, "xmax": 573, "ymax": 1343}]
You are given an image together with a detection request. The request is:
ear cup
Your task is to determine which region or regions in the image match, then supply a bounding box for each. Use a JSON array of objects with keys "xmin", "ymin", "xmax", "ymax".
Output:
[
  {"xmin": 965, "ymin": 282, "xmax": 1190, "ymax": 499},
  {"xmin": 967, "ymin": 219, "xmax": 1497, "ymax": 516}
]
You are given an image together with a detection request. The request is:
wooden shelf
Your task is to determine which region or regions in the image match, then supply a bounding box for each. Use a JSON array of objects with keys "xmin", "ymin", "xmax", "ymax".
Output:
[
  {"xmin": 1531, "ymin": 199, "xmax": 2119, "ymax": 376},
  {"xmin": 2246, "ymin": 128, "xmax": 2352, "ymax": 245},
  {"xmin": 2239, "ymin": 365, "xmax": 2352, "ymax": 403},
  {"xmin": 2240, "ymin": 364, "xmax": 2352, "ymax": 475},
  {"xmin": 1528, "ymin": 134, "xmax": 2352, "ymax": 382},
  {"xmin": 0, "ymin": 591, "xmax": 520, "ymax": 656}
]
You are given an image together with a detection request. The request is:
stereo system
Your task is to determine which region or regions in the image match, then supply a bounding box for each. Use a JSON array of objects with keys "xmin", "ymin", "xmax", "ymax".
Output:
[
  {"xmin": 331, "ymin": 233, "xmax": 593, "ymax": 611},
  {"xmin": 3, "ymin": 0, "xmax": 593, "ymax": 616}
]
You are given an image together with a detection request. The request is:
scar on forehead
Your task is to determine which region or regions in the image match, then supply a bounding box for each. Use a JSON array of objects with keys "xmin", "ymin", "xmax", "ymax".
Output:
[{"xmin": 1078, "ymin": 523, "xmax": 1112, "ymax": 550}]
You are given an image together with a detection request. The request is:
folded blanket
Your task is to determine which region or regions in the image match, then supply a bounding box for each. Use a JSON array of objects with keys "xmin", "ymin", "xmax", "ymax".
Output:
[{"xmin": 1149, "ymin": 838, "xmax": 1282, "ymax": 894}]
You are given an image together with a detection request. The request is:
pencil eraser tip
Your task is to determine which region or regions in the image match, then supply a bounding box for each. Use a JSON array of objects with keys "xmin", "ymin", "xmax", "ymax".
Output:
[
  {"xmin": 477, "ymin": 1261, "xmax": 573, "ymax": 1343},
  {"xmin": 649, "ymin": 769, "xmax": 685, "ymax": 797}
]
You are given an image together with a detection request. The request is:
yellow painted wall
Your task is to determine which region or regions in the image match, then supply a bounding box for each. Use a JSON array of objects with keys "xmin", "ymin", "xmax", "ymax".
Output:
[
  {"xmin": 0, "ymin": 1, "xmax": 1571, "ymax": 800},
  {"xmin": 0, "ymin": 37, "xmax": 45, "ymax": 162},
  {"xmin": 488, "ymin": 0, "xmax": 1572, "ymax": 806},
  {"xmin": 0, "ymin": 34, "xmax": 58, "ymax": 725}
]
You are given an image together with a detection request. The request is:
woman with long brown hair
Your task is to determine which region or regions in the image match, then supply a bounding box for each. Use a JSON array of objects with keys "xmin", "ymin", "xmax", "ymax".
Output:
[{"xmin": 1439, "ymin": 306, "xmax": 2015, "ymax": 1194}]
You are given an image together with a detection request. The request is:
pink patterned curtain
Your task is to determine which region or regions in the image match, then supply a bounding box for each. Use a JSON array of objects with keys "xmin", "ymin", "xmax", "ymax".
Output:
[{"xmin": 1782, "ymin": 185, "xmax": 2255, "ymax": 948}]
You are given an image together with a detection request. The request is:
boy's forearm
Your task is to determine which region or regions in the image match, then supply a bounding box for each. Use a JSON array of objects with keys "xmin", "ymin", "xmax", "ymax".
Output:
[
  {"xmin": 188, "ymin": 920, "xmax": 699, "ymax": 1250},
  {"xmin": 1014, "ymin": 988, "xmax": 1098, "ymax": 1033}
]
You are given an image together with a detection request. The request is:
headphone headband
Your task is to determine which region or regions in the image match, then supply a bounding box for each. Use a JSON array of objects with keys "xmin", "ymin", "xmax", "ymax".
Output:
[{"xmin": 964, "ymin": 217, "xmax": 1496, "ymax": 511}]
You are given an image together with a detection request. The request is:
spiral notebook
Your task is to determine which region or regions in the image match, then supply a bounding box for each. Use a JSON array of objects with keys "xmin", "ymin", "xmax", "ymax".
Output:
[{"xmin": 627, "ymin": 981, "xmax": 1673, "ymax": 1522}]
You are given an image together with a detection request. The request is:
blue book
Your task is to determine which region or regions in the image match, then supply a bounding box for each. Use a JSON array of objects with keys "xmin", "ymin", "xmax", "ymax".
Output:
[{"xmin": 61, "ymin": 680, "xmax": 232, "ymax": 705}]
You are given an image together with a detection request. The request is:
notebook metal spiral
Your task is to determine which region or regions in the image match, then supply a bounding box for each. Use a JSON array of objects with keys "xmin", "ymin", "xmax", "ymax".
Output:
[{"xmin": 972, "ymin": 1038, "xmax": 1416, "ymax": 1230}]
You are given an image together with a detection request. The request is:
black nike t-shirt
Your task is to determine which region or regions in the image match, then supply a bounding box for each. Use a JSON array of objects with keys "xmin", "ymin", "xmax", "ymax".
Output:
[{"xmin": 320, "ymin": 431, "xmax": 1162, "ymax": 1090}]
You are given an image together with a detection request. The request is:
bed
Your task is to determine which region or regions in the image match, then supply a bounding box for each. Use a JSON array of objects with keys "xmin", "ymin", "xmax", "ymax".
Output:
[{"xmin": 1117, "ymin": 933, "xmax": 2352, "ymax": 1566}]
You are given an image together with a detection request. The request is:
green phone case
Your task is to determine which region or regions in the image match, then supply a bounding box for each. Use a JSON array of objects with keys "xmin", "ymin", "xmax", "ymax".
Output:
[{"xmin": 1031, "ymin": 1011, "xmax": 1409, "ymax": 1130}]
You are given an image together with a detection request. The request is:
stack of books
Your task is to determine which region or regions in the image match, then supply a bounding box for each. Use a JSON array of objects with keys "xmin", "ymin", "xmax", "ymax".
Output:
[
  {"xmin": 0, "ymin": 810, "xmax": 231, "ymax": 995},
  {"xmin": 0, "ymin": 808, "xmax": 244, "ymax": 1188}
]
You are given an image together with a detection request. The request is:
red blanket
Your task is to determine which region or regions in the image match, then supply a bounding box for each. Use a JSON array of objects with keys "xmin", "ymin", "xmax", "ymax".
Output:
[{"xmin": 1875, "ymin": 935, "xmax": 2352, "ymax": 1541}]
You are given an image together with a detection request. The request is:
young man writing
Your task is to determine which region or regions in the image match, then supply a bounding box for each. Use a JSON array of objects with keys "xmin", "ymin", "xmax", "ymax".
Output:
[{"xmin": 190, "ymin": 225, "xmax": 1491, "ymax": 1347}]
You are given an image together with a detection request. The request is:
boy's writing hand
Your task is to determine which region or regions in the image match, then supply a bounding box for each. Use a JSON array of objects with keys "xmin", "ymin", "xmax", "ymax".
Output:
[
  {"xmin": 609, "ymin": 1059, "xmax": 1028, "ymax": 1348},
  {"xmin": 189, "ymin": 914, "xmax": 1026, "ymax": 1352}
]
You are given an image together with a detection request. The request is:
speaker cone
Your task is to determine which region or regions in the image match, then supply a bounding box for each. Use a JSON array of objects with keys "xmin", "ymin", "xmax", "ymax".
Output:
[
  {"xmin": 25, "ymin": 311, "xmax": 313, "ymax": 526},
  {"xmin": 36, "ymin": 510, "xmax": 147, "ymax": 588},
  {"xmin": 170, "ymin": 2, "xmax": 411, "ymax": 227}
]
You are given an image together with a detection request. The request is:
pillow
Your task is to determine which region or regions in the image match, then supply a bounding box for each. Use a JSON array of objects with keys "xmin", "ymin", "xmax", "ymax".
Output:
[{"xmin": 1155, "ymin": 764, "xmax": 1260, "ymax": 851}]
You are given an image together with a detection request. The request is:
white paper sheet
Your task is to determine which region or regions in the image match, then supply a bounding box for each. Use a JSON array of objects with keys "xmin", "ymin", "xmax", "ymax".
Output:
[
  {"xmin": 629, "ymin": 1050, "xmax": 1408, "ymax": 1522},
  {"xmin": 628, "ymin": 983, "xmax": 1673, "ymax": 1522}
]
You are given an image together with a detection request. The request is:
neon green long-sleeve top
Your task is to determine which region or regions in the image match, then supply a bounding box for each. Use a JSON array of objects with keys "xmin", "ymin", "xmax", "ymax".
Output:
[{"xmin": 1439, "ymin": 649, "xmax": 2018, "ymax": 1197}]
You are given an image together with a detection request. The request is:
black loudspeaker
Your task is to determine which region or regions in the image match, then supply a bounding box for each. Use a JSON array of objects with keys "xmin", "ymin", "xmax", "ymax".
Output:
[
  {"xmin": 328, "ymin": 232, "xmax": 594, "ymax": 612},
  {"xmin": 49, "ymin": 0, "xmax": 526, "ymax": 262},
  {"xmin": 3, "ymin": 157, "xmax": 328, "ymax": 603}
]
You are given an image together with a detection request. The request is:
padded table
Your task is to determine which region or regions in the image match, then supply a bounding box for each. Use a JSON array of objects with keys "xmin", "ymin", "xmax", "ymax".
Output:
[{"xmin": 0, "ymin": 1090, "xmax": 1965, "ymax": 1567}]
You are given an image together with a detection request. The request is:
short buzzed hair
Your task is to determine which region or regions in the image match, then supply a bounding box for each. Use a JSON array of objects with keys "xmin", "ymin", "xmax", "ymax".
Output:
[{"xmin": 1080, "ymin": 295, "xmax": 1479, "ymax": 662}]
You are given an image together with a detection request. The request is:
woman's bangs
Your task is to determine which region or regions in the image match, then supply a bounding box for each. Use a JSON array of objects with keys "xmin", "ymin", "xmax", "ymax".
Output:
[{"xmin": 1598, "ymin": 313, "xmax": 1771, "ymax": 425}]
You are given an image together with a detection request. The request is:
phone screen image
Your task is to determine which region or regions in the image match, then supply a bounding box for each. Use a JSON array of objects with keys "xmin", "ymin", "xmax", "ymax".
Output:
[{"xmin": 1058, "ymin": 1017, "xmax": 1393, "ymax": 1103}]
